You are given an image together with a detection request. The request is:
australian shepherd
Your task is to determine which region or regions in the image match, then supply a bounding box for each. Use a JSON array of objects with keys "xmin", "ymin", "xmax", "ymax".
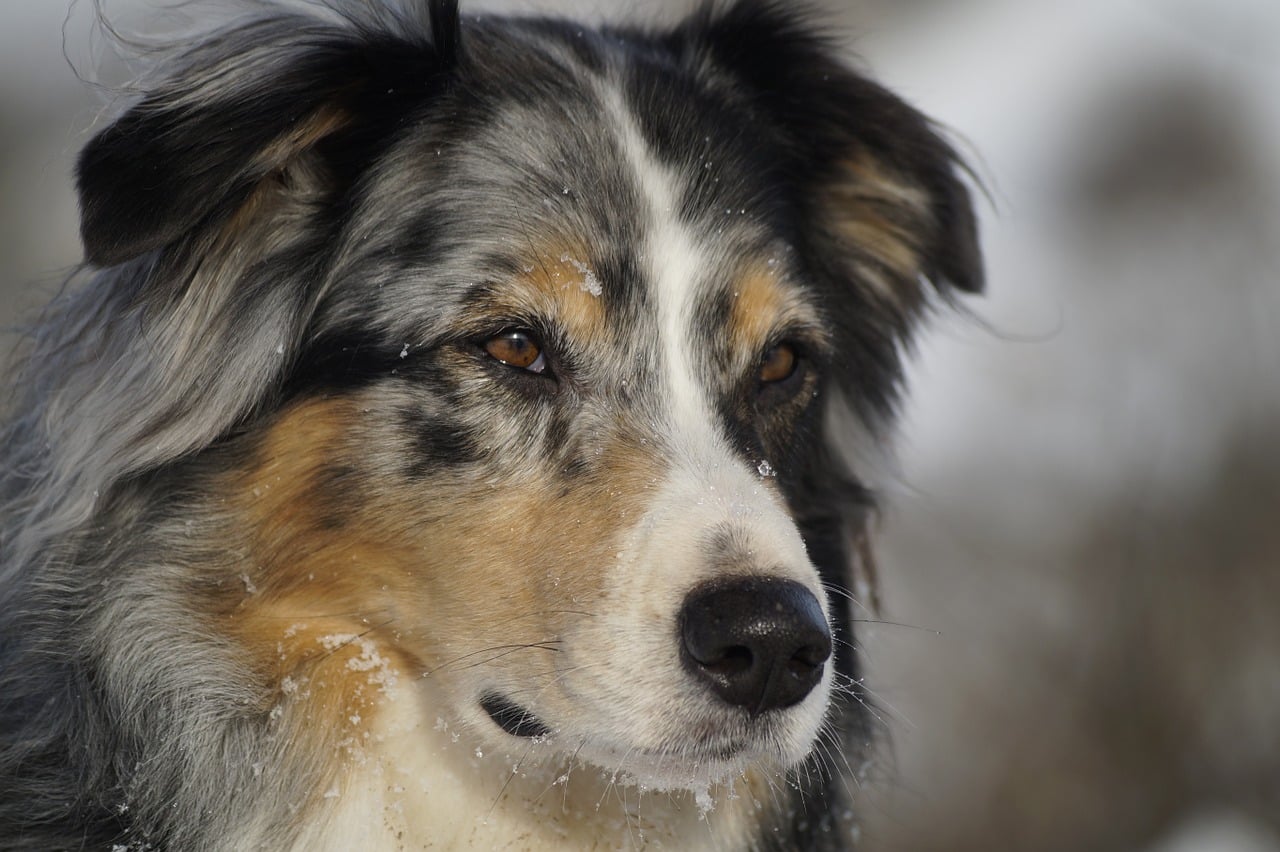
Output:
[{"xmin": 0, "ymin": 0, "xmax": 982, "ymax": 849}]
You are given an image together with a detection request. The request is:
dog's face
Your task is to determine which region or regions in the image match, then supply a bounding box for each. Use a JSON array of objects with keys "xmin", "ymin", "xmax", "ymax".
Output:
[
  {"xmin": 73, "ymin": 0, "xmax": 981, "ymax": 799},
  {"xmin": 236, "ymin": 67, "xmax": 836, "ymax": 788}
]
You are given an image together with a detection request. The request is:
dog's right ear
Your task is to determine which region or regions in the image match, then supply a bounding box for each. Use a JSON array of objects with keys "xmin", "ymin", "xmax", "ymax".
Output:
[{"xmin": 77, "ymin": 1, "xmax": 462, "ymax": 267}]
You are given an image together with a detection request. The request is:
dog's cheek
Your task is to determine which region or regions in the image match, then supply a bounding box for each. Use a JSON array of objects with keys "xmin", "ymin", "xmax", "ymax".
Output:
[
  {"xmin": 335, "ymin": 399, "xmax": 667, "ymax": 679},
  {"xmin": 417, "ymin": 434, "xmax": 675, "ymax": 716}
]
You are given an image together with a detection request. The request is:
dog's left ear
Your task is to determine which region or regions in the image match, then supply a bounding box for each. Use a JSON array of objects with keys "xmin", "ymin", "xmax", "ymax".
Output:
[{"xmin": 682, "ymin": 1, "xmax": 984, "ymax": 307}]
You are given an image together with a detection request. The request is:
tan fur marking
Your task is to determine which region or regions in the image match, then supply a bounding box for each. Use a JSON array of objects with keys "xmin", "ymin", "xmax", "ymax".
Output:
[
  {"xmin": 828, "ymin": 149, "xmax": 933, "ymax": 306},
  {"xmin": 731, "ymin": 264, "xmax": 791, "ymax": 350},
  {"xmin": 186, "ymin": 106, "xmax": 349, "ymax": 280},
  {"xmin": 395, "ymin": 425, "xmax": 663, "ymax": 663},
  {"xmin": 842, "ymin": 149, "xmax": 931, "ymax": 215},
  {"xmin": 255, "ymin": 104, "xmax": 351, "ymax": 170},
  {"xmin": 231, "ymin": 398, "xmax": 420, "ymax": 751},
  {"xmin": 727, "ymin": 259, "xmax": 828, "ymax": 374},
  {"xmin": 510, "ymin": 244, "xmax": 608, "ymax": 344},
  {"xmin": 229, "ymin": 394, "xmax": 668, "ymax": 737}
]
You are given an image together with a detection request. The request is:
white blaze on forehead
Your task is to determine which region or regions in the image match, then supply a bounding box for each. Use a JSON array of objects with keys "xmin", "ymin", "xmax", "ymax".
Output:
[
  {"xmin": 599, "ymin": 85, "xmax": 718, "ymax": 453},
  {"xmin": 598, "ymin": 82, "xmax": 817, "ymax": 581}
]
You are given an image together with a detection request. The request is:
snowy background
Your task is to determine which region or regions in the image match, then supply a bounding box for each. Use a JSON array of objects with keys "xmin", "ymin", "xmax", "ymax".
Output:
[{"xmin": 3, "ymin": 1, "xmax": 1279, "ymax": 850}]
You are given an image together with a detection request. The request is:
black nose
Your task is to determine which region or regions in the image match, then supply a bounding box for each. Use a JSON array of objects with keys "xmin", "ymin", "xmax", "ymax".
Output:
[{"xmin": 679, "ymin": 577, "xmax": 832, "ymax": 716}]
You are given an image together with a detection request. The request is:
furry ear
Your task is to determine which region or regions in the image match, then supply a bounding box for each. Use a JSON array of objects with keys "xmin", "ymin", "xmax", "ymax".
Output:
[
  {"xmin": 683, "ymin": 0, "xmax": 983, "ymax": 304},
  {"xmin": 27, "ymin": 4, "xmax": 467, "ymax": 543},
  {"xmin": 678, "ymin": 0, "xmax": 983, "ymax": 424},
  {"xmin": 77, "ymin": 4, "xmax": 462, "ymax": 267}
]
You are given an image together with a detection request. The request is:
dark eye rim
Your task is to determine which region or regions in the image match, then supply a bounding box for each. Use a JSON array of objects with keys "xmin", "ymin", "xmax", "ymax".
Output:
[
  {"xmin": 756, "ymin": 339, "xmax": 810, "ymax": 393},
  {"xmin": 474, "ymin": 326, "xmax": 558, "ymax": 384},
  {"xmin": 484, "ymin": 329, "xmax": 543, "ymax": 369},
  {"xmin": 759, "ymin": 341, "xmax": 800, "ymax": 384}
]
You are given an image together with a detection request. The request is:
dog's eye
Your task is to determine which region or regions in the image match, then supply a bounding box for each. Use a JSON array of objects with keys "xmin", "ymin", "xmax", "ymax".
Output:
[
  {"xmin": 759, "ymin": 343, "xmax": 798, "ymax": 384},
  {"xmin": 484, "ymin": 330, "xmax": 547, "ymax": 374}
]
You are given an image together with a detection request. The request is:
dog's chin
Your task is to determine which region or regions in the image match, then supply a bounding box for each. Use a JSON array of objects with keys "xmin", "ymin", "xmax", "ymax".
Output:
[{"xmin": 477, "ymin": 691, "xmax": 820, "ymax": 792}]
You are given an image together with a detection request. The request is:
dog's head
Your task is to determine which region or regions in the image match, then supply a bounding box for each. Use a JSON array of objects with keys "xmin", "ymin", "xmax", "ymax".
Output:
[{"xmin": 74, "ymin": 0, "xmax": 980, "ymax": 795}]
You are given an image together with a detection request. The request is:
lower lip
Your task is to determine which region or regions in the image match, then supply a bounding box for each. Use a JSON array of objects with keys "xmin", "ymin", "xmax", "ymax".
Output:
[{"xmin": 480, "ymin": 692, "xmax": 553, "ymax": 739}]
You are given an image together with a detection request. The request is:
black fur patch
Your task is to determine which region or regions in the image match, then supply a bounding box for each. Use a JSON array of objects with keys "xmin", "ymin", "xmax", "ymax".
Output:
[{"xmin": 401, "ymin": 407, "xmax": 479, "ymax": 476}]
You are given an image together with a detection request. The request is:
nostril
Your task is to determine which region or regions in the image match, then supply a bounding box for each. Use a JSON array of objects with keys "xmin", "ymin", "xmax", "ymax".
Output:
[
  {"xmin": 697, "ymin": 644, "xmax": 753, "ymax": 677},
  {"xmin": 791, "ymin": 642, "xmax": 828, "ymax": 671},
  {"xmin": 679, "ymin": 576, "xmax": 831, "ymax": 716}
]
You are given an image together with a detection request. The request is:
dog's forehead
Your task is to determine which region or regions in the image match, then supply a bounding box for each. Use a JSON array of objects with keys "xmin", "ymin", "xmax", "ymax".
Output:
[{"xmin": 341, "ymin": 35, "xmax": 815, "ymax": 369}]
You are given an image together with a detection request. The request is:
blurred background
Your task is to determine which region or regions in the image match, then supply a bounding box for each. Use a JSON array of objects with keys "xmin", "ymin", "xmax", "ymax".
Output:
[{"xmin": 3, "ymin": 1, "xmax": 1278, "ymax": 849}]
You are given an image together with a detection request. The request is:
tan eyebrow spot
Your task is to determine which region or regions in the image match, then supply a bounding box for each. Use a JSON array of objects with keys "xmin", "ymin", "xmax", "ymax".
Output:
[
  {"xmin": 727, "ymin": 258, "xmax": 827, "ymax": 368},
  {"xmin": 511, "ymin": 243, "xmax": 609, "ymax": 345},
  {"xmin": 731, "ymin": 263, "xmax": 792, "ymax": 350}
]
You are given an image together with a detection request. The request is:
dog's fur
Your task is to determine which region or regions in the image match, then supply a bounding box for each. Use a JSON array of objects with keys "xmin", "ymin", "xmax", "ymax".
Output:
[{"xmin": 0, "ymin": 1, "xmax": 981, "ymax": 849}]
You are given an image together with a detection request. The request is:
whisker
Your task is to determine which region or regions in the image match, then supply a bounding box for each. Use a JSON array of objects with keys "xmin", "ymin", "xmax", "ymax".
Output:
[
  {"xmin": 315, "ymin": 618, "xmax": 396, "ymax": 661},
  {"xmin": 829, "ymin": 673, "xmax": 911, "ymax": 729},
  {"xmin": 421, "ymin": 641, "xmax": 561, "ymax": 678},
  {"xmin": 486, "ymin": 736, "xmax": 540, "ymax": 821},
  {"xmin": 849, "ymin": 618, "xmax": 943, "ymax": 635},
  {"xmin": 820, "ymin": 579, "xmax": 876, "ymax": 618}
]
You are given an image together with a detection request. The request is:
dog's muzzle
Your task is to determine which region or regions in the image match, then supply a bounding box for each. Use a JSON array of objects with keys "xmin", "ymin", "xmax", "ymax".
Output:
[{"xmin": 678, "ymin": 577, "xmax": 831, "ymax": 716}]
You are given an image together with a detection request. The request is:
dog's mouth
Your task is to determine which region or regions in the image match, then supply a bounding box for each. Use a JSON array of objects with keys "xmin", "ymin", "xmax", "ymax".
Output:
[
  {"xmin": 474, "ymin": 687, "xmax": 821, "ymax": 797},
  {"xmin": 480, "ymin": 692, "xmax": 760, "ymax": 762},
  {"xmin": 480, "ymin": 692, "xmax": 553, "ymax": 739}
]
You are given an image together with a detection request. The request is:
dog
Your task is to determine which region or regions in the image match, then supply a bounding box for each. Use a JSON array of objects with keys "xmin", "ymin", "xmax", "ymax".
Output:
[{"xmin": 0, "ymin": 1, "xmax": 982, "ymax": 848}]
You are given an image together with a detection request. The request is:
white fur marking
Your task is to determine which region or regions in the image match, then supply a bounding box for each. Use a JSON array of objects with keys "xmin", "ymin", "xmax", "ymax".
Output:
[{"xmin": 600, "ymin": 87, "xmax": 717, "ymax": 459}]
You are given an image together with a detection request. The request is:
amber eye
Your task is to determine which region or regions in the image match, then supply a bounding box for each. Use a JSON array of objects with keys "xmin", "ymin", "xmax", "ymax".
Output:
[
  {"xmin": 759, "ymin": 343, "xmax": 798, "ymax": 384},
  {"xmin": 483, "ymin": 330, "xmax": 547, "ymax": 374}
]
